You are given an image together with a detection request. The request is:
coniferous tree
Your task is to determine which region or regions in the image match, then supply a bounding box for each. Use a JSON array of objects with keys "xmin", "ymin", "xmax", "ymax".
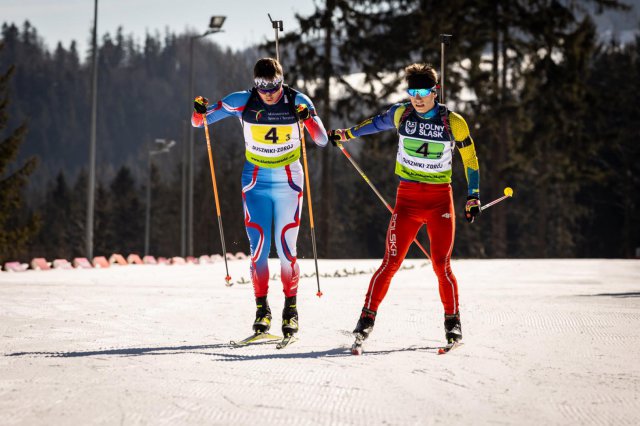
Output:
[
  {"xmin": 1, "ymin": 22, "xmax": 255, "ymax": 259},
  {"xmin": 93, "ymin": 181, "xmax": 112, "ymax": 257},
  {"xmin": 105, "ymin": 166, "xmax": 144, "ymax": 256},
  {"xmin": 68, "ymin": 170, "xmax": 88, "ymax": 257},
  {"xmin": 581, "ymin": 34, "xmax": 640, "ymax": 257},
  {"xmin": 0, "ymin": 43, "xmax": 40, "ymax": 263},
  {"xmin": 147, "ymin": 162, "xmax": 175, "ymax": 257},
  {"xmin": 516, "ymin": 18, "xmax": 597, "ymax": 257},
  {"xmin": 33, "ymin": 171, "xmax": 72, "ymax": 258},
  {"xmin": 3, "ymin": 13, "xmax": 637, "ymax": 261},
  {"xmin": 279, "ymin": 0, "xmax": 629, "ymax": 259}
]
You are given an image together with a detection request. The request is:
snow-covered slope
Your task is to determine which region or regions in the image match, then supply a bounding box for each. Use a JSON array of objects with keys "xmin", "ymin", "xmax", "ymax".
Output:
[{"xmin": 1, "ymin": 259, "xmax": 638, "ymax": 425}]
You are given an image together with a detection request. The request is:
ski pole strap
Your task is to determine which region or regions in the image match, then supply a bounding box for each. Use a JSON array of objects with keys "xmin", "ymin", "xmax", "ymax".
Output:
[
  {"xmin": 393, "ymin": 104, "xmax": 414, "ymax": 133},
  {"xmin": 456, "ymin": 136, "xmax": 473, "ymax": 148},
  {"xmin": 241, "ymin": 88, "xmax": 259, "ymax": 123},
  {"xmin": 400, "ymin": 104, "xmax": 414, "ymax": 125},
  {"xmin": 396, "ymin": 103, "xmax": 454, "ymax": 146}
]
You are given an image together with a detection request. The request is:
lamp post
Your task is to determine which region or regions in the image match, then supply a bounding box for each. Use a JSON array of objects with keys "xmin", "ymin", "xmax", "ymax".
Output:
[
  {"xmin": 86, "ymin": 0, "xmax": 99, "ymax": 260},
  {"xmin": 184, "ymin": 15, "xmax": 226, "ymax": 257},
  {"xmin": 145, "ymin": 138, "xmax": 176, "ymax": 256}
]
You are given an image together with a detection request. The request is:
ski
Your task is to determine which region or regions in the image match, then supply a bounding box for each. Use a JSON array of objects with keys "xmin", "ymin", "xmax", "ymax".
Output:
[
  {"xmin": 437, "ymin": 341, "xmax": 463, "ymax": 355},
  {"xmin": 351, "ymin": 333, "xmax": 366, "ymax": 355},
  {"xmin": 229, "ymin": 332, "xmax": 281, "ymax": 347},
  {"xmin": 276, "ymin": 334, "xmax": 297, "ymax": 350}
]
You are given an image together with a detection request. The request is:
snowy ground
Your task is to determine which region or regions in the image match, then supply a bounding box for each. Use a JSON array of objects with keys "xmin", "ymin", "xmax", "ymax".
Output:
[{"xmin": 1, "ymin": 259, "xmax": 639, "ymax": 425}]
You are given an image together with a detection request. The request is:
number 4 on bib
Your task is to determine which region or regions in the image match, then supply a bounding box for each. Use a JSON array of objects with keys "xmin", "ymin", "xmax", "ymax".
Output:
[
  {"xmin": 416, "ymin": 142, "xmax": 444, "ymax": 159},
  {"xmin": 416, "ymin": 142, "xmax": 429, "ymax": 157},
  {"xmin": 265, "ymin": 127, "xmax": 279, "ymax": 143}
]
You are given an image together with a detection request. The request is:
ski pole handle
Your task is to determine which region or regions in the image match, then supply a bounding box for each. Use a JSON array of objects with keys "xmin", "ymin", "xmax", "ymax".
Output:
[
  {"xmin": 439, "ymin": 34, "xmax": 452, "ymax": 103},
  {"xmin": 480, "ymin": 187, "xmax": 514, "ymax": 211},
  {"xmin": 268, "ymin": 14, "xmax": 283, "ymax": 63}
]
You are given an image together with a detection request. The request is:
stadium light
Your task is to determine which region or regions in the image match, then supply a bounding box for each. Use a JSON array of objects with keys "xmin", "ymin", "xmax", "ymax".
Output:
[{"xmin": 185, "ymin": 16, "xmax": 226, "ymax": 257}]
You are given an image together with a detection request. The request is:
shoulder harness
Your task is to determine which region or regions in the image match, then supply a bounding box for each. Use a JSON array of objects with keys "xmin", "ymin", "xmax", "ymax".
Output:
[{"xmin": 397, "ymin": 103, "xmax": 456, "ymax": 145}]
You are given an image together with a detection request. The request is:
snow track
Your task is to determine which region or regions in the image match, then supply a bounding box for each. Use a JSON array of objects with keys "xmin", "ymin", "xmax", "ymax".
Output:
[{"xmin": 1, "ymin": 259, "xmax": 639, "ymax": 425}]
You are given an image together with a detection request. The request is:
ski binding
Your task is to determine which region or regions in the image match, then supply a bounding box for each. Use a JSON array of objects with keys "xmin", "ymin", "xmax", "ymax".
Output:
[
  {"xmin": 351, "ymin": 333, "xmax": 366, "ymax": 355},
  {"xmin": 276, "ymin": 334, "xmax": 297, "ymax": 349},
  {"xmin": 230, "ymin": 332, "xmax": 281, "ymax": 347}
]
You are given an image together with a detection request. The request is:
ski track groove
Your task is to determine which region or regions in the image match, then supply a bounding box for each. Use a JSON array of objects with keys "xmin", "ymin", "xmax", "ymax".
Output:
[
  {"xmin": 549, "ymin": 370, "xmax": 640, "ymax": 425},
  {"xmin": 556, "ymin": 394, "xmax": 640, "ymax": 426}
]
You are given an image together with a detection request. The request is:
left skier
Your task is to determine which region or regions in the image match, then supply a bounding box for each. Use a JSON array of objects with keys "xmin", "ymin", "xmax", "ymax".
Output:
[{"xmin": 191, "ymin": 58, "xmax": 328, "ymax": 339}]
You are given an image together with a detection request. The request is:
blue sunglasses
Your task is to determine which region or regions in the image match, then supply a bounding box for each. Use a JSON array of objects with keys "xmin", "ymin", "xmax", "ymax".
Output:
[{"xmin": 407, "ymin": 87, "xmax": 436, "ymax": 97}]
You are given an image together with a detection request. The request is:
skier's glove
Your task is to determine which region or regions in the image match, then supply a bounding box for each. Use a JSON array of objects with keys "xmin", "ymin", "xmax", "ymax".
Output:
[
  {"xmin": 464, "ymin": 195, "xmax": 481, "ymax": 223},
  {"xmin": 328, "ymin": 129, "xmax": 354, "ymax": 146},
  {"xmin": 296, "ymin": 103, "xmax": 311, "ymax": 121},
  {"xmin": 194, "ymin": 96, "xmax": 209, "ymax": 114}
]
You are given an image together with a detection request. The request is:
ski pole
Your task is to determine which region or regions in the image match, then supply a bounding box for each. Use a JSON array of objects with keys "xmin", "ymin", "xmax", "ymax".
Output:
[
  {"xmin": 268, "ymin": 14, "xmax": 284, "ymax": 63},
  {"xmin": 269, "ymin": 14, "xmax": 322, "ymax": 297},
  {"xmin": 480, "ymin": 187, "xmax": 514, "ymax": 211},
  {"xmin": 335, "ymin": 141, "xmax": 431, "ymax": 261},
  {"xmin": 439, "ymin": 34, "xmax": 452, "ymax": 103},
  {"xmin": 202, "ymin": 115, "xmax": 232, "ymax": 286},
  {"xmin": 298, "ymin": 121, "xmax": 323, "ymax": 297}
]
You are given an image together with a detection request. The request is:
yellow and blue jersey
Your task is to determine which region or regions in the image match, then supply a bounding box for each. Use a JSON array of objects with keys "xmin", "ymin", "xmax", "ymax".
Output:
[{"xmin": 348, "ymin": 102, "xmax": 480, "ymax": 197}]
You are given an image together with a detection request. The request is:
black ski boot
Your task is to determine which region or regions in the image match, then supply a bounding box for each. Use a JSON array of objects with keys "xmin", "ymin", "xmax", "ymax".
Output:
[
  {"xmin": 282, "ymin": 296, "xmax": 299, "ymax": 336},
  {"xmin": 253, "ymin": 296, "xmax": 272, "ymax": 334},
  {"xmin": 444, "ymin": 312, "xmax": 462, "ymax": 343},
  {"xmin": 351, "ymin": 308, "xmax": 376, "ymax": 355},
  {"xmin": 353, "ymin": 308, "xmax": 376, "ymax": 340}
]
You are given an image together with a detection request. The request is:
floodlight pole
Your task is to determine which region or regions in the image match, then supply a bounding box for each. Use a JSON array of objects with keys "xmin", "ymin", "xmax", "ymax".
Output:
[
  {"xmin": 181, "ymin": 120, "xmax": 187, "ymax": 256},
  {"xmin": 185, "ymin": 16, "xmax": 225, "ymax": 257},
  {"xmin": 86, "ymin": 0, "xmax": 99, "ymax": 260}
]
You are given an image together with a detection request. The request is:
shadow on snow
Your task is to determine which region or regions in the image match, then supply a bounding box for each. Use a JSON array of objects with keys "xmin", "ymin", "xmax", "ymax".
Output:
[
  {"xmin": 5, "ymin": 342, "xmax": 442, "ymax": 360},
  {"xmin": 581, "ymin": 291, "xmax": 640, "ymax": 298}
]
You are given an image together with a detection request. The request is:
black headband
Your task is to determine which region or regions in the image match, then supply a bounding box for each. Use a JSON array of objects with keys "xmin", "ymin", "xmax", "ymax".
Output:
[{"xmin": 407, "ymin": 73, "xmax": 437, "ymax": 89}]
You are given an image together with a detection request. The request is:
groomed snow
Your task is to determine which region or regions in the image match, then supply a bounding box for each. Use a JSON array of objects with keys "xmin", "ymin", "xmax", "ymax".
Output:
[{"xmin": 1, "ymin": 259, "xmax": 639, "ymax": 425}]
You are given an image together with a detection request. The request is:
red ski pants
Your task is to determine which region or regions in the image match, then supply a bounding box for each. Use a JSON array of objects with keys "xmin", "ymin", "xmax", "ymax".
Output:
[{"xmin": 364, "ymin": 181, "xmax": 459, "ymax": 315}]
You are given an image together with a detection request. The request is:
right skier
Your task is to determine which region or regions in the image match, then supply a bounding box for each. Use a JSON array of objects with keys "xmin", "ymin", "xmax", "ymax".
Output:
[{"xmin": 327, "ymin": 63, "xmax": 481, "ymax": 354}]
